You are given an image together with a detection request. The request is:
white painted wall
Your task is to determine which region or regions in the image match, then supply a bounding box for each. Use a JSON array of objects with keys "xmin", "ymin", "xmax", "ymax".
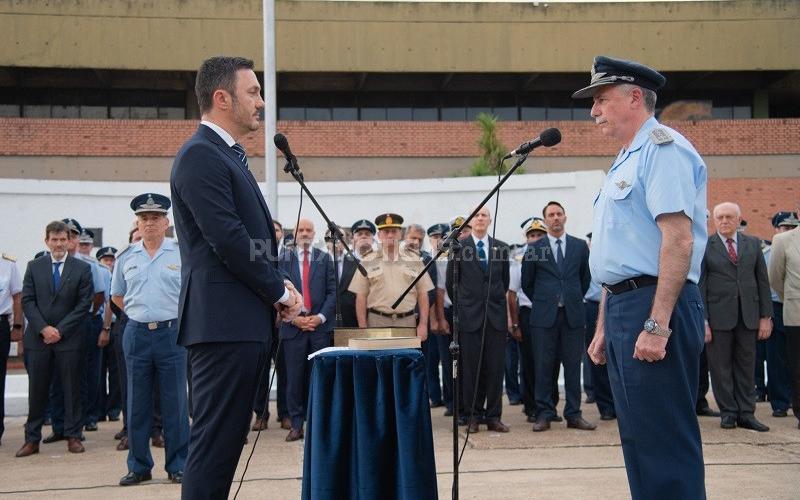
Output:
[{"xmin": 0, "ymin": 170, "xmax": 605, "ymax": 275}]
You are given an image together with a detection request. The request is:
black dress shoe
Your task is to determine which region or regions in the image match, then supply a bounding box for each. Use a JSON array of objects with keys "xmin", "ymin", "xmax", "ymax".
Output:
[
  {"xmin": 696, "ymin": 406, "xmax": 721, "ymax": 417},
  {"xmin": 42, "ymin": 432, "xmax": 65, "ymax": 444},
  {"xmin": 430, "ymin": 401, "xmax": 444, "ymax": 408},
  {"xmin": 772, "ymin": 409, "xmax": 788, "ymax": 418},
  {"xmin": 467, "ymin": 421, "xmax": 480, "ymax": 433},
  {"xmin": 119, "ymin": 471, "xmax": 152, "ymax": 486},
  {"xmin": 108, "ymin": 414, "xmax": 121, "ymax": 422},
  {"xmin": 720, "ymin": 415, "xmax": 737, "ymax": 429},
  {"xmin": 526, "ymin": 415, "xmax": 537, "ymax": 423},
  {"xmin": 738, "ymin": 416, "xmax": 769, "ymax": 432},
  {"xmin": 443, "ymin": 408, "xmax": 453, "ymax": 417},
  {"xmin": 84, "ymin": 423, "xmax": 98, "ymax": 432},
  {"xmin": 566, "ymin": 417, "xmax": 597, "ymax": 431},
  {"xmin": 508, "ymin": 399, "xmax": 522, "ymax": 406},
  {"xmin": 600, "ymin": 413, "xmax": 617, "ymax": 421},
  {"xmin": 548, "ymin": 415, "xmax": 563, "ymax": 423},
  {"xmin": 286, "ymin": 428, "xmax": 304, "ymax": 442},
  {"xmin": 584, "ymin": 396, "xmax": 596, "ymax": 404},
  {"xmin": 168, "ymin": 471, "xmax": 183, "ymax": 484},
  {"xmin": 486, "ymin": 419, "xmax": 510, "ymax": 432},
  {"xmin": 531, "ymin": 419, "xmax": 550, "ymax": 432},
  {"xmin": 114, "ymin": 429, "xmax": 127, "ymax": 440}
]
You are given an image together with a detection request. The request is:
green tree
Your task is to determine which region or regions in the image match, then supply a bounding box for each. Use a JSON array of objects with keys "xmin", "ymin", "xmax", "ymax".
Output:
[{"xmin": 468, "ymin": 113, "xmax": 522, "ymax": 176}]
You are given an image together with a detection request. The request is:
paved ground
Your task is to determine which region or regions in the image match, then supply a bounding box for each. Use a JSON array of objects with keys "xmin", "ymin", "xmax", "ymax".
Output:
[{"xmin": 1, "ymin": 398, "xmax": 799, "ymax": 499}]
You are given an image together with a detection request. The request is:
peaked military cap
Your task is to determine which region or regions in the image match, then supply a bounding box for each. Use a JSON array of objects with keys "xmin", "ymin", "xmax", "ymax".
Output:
[
  {"xmin": 375, "ymin": 213, "xmax": 403, "ymax": 230},
  {"xmin": 78, "ymin": 229, "xmax": 95, "ymax": 244},
  {"xmin": 34, "ymin": 250, "xmax": 49, "ymax": 259},
  {"xmin": 572, "ymin": 55, "xmax": 666, "ymax": 99},
  {"xmin": 95, "ymin": 246, "xmax": 118, "ymax": 260},
  {"xmin": 131, "ymin": 193, "xmax": 171, "ymax": 214},
  {"xmin": 450, "ymin": 215, "xmax": 471, "ymax": 231},
  {"xmin": 777, "ymin": 213, "xmax": 799, "ymax": 228},
  {"xmin": 351, "ymin": 219, "xmax": 377, "ymax": 235},
  {"xmin": 427, "ymin": 223, "xmax": 450, "ymax": 237},
  {"xmin": 772, "ymin": 211, "xmax": 799, "ymax": 228},
  {"xmin": 61, "ymin": 218, "xmax": 83, "ymax": 235},
  {"xmin": 520, "ymin": 216, "xmax": 547, "ymax": 235}
]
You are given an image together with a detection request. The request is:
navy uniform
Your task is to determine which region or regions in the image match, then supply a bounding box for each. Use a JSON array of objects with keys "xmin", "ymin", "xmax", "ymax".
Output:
[
  {"xmin": 0, "ymin": 252, "xmax": 23, "ymax": 443},
  {"xmin": 96, "ymin": 246, "xmax": 122, "ymax": 423},
  {"xmin": 111, "ymin": 193, "xmax": 188, "ymax": 485},
  {"xmin": 574, "ymin": 56, "xmax": 708, "ymax": 500},
  {"xmin": 762, "ymin": 212, "xmax": 799, "ymax": 417}
]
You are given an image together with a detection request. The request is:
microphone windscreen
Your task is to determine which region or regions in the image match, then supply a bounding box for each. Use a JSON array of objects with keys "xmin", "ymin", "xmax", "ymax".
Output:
[
  {"xmin": 540, "ymin": 128, "xmax": 561, "ymax": 147},
  {"xmin": 273, "ymin": 133, "xmax": 289, "ymax": 152}
]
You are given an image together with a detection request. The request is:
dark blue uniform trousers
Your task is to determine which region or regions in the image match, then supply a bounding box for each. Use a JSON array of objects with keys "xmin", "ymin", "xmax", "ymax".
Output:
[
  {"xmin": 584, "ymin": 300, "xmax": 615, "ymax": 416},
  {"xmin": 183, "ymin": 341, "xmax": 264, "ymax": 500},
  {"xmin": 766, "ymin": 301, "xmax": 792, "ymax": 413},
  {"xmin": 123, "ymin": 320, "xmax": 188, "ymax": 475},
  {"xmin": 605, "ymin": 283, "xmax": 706, "ymax": 500},
  {"xmin": 82, "ymin": 314, "xmax": 103, "ymax": 426}
]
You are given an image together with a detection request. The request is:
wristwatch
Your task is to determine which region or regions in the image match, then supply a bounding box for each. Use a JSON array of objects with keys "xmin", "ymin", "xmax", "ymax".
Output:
[{"xmin": 643, "ymin": 318, "xmax": 672, "ymax": 338}]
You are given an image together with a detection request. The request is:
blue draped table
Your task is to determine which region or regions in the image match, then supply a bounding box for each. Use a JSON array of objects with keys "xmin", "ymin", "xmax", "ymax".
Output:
[{"xmin": 302, "ymin": 349, "xmax": 438, "ymax": 500}]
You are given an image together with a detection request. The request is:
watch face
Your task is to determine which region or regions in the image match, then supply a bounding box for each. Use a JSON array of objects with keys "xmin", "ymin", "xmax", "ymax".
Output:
[{"xmin": 644, "ymin": 319, "xmax": 655, "ymax": 332}]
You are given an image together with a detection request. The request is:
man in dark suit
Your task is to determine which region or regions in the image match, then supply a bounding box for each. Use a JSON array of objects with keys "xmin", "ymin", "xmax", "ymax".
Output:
[
  {"xmin": 278, "ymin": 219, "xmax": 336, "ymax": 441},
  {"xmin": 701, "ymin": 201, "xmax": 772, "ymax": 431},
  {"xmin": 170, "ymin": 56, "xmax": 302, "ymax": 500},
  {"xmin": 446, "ymin": 206, "xmax": 511, "ymax": 433},
  {"xmin": 16, "ymin": 220, "xmax": 93, "ymax": 457},
  {"xmin": 338, "ymin": 219, "xmax": 375, "ymax": 327},
  {"xmin": 522, "ymin": 201, "xmax": 594, "ymax": 432}
]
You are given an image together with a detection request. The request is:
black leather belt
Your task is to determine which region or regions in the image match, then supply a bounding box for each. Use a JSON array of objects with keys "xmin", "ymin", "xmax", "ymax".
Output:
[
  {"xmin": 130, "ymin": 319, "xmax": 176, "ymax": 331},
  {"xmin": 368, "ymin": 308, "xmax": 415, "ymax": 320},
  {"xmin": 603, "ymin": 275, "xmax": 659, "ymax": 295}
]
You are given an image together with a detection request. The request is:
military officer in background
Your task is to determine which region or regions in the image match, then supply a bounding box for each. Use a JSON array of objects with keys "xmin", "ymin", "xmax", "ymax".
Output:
[
  {"xmin": 111, "ymin": 193, "xmax": 188, "ymax": 486},
  {"xmin": 427, "ymin": 223, "xmax": 452, "ymax": 411},
  {"xmin": 576, "ymin": 56, "xmax": 708, "ymax": 499},
  {"xmin": 0, "ymin": 251, "xmax": 23, "ymax": 445},
  {"xmin": 338, "ymin": 219, "xmax": 377, "ymax": 327},
  {"xmin": 349, "ymin": 213, "xmax": 433, "ymax": 340},
  {"xmin": 96, "ymin": 246, "xmax": 121, "ymax": 424}
]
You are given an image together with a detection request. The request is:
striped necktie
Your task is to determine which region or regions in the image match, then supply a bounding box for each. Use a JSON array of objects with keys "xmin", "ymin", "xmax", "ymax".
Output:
[{"xmin": 231, "ymin": 143, "xmax": 249, "ymax": 170}]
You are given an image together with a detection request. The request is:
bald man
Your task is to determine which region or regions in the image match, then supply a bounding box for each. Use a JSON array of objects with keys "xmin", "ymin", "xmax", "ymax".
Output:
[
  {"xmin": 701, "ymin": 202, "xmax": 772, "ymax": 432},
  {"xmin": 277, "ymin": 219, "xmax": 336, "ymax": 441}
]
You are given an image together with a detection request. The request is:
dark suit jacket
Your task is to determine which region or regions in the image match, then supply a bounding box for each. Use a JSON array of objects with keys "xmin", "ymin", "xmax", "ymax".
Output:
[
  {"xmin": 278, "ymin": 247, "xmax": 336, "ymax": 340},
  {"xmin": 445, "ymin": 236, "xmax": 510, "ymax": 332},
  {"xmin": 170, "ymin": 124, "xmax": 286, "ymax": 346},
  {"xmin": 521, "ymin": 234, "xmax": 590, "ymax": 329},
  {"xmin": 22, "ymin": 255, "xmax": 94, "ymax": 352},
  {"xmin": 700, "ymin": 233, "xmax": 772, "ymax": 331},
  {"xmin": 338, "ymin": 255, "xmax": 359, "ymax": 328}
]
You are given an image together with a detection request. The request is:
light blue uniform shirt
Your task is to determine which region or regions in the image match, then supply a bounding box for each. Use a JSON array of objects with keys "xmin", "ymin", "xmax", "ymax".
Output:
[
  {"xmin": 75, "ymin": 252, "xmax": 107, "ymax": 314},
  {"xmin": 589, "ymin": 116, "xmax": 708, "ymax": 286},
  {"xmin": 111, "ymin": 238, "xmax": 181, "ymax": 323},
  {"xmin": 584, "ymin": 279, "xmax": 602, "ymax": 303},
  {"xmin": 762, "ymin": 245, "xmax": 781, "ymax": 303}
]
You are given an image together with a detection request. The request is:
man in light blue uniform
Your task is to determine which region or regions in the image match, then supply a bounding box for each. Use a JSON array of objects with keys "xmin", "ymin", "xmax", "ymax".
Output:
[
  {"xmin": 575, "ymin": 56, "xmax": 708, "ymax": 500},
  {"xmin": 111, "ymin": 193, "xmax": 188, "ymax": 486}
]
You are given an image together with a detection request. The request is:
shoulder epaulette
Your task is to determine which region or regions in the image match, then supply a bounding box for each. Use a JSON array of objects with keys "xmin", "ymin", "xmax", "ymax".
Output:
[
  {"xmin": 649, "ymin": 128, "xmax": 674, "ymax": 145},
  {"xmin": 2, "ymin": 253, "xmax": 16, "ymax": 262}
]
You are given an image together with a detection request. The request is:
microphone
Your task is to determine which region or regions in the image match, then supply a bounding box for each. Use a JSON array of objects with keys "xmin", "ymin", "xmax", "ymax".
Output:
[
  {"xmin": 273, "ymin": 133, "xmax": 296, "ymax": 161},
  {"xmin": 503, "ymin": 128, "xmax": 561, "ymax": 159}
]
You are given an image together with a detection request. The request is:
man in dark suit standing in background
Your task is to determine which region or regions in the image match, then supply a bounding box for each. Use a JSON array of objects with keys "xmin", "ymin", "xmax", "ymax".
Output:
[
  {"xmin": 170, "ymin": 56, "xmax": 302, "ymax": 500},
  {"xmin": 701, "ymin": 201, "xmax": 772, "ymax": 432},
  {"xmin": 16, "ymin": 220, "xmax": 93, "ymax": 457},
  {"xmin": 278, "ymin": 219, "xmax": 335, "ymax": 442},
  {"xmin": 522, "ymin": 201, "xmax": 595, "ymax": 432},
  {"xmin": 446, "ymin": 206, "xmax": 510, "ymax": 433}
]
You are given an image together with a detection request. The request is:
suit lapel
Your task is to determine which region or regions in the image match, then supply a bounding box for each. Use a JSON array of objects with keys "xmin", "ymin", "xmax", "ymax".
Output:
[
  {"xmin": 538, "ymin": 238, "xmax": 560, "ymax": 276},
  {"xmin": 309, "ymin": 248, "xmax": 321, "ymax": 283},
  {"xmin": 710, "ymin": 236, "xmax": 733, "ymax": 266},
  {"xmin": 198, "ymin": 125, "xmax": 274, "ymax": 229}
]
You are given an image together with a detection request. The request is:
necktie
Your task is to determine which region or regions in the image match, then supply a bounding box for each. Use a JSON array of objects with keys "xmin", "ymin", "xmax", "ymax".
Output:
[
  {"xmin": 231, "ymin": 143, "xmax": 249, "ymax": 170},
  {"xmin": 477, "ymin": 240, "xmax": 488, "ymax": 272},
  {"xmin": 555, "ymin": 239, "xmax": 565, "ymax": 271},
  {"xmin": 52, "ymin": 262, "xmax": 62, "ymax": 292},
  {"xmin": 726, "ymin": 238, "xmax": 738, "ymax": 264},
  {"xmin": 302, "ymin": 250, "xmax": 312, "ymax": 311}
]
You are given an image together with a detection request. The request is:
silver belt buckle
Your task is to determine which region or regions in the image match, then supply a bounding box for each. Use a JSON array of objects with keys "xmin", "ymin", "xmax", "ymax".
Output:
[
  {"xmin": 147, "ymin": 322, "xmax": 158, "ymax": 330},
  {"xmin": 391, "ymin": 313, "xmax": 398, "ymax": 320}
]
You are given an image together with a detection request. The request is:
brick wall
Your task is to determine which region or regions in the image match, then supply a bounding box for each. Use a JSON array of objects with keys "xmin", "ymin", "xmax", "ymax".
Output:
[{"xmin": 2, "ymin": 118, "xmax": 799, "ymax": 158}]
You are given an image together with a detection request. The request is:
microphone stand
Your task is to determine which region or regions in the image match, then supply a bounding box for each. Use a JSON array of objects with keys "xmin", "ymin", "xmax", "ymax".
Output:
[
  {"xmin": 282, "ymin": 157, "xmax": 367, "ymax": 327},
  {"xmin": 391, "ymin": 152, "xmax": 530, "ymax": 500}
]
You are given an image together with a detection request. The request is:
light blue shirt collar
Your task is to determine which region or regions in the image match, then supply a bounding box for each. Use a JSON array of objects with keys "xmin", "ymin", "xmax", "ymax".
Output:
[{"xmin": 610, "ymin": 116, "xmax": 659, "ymax": 173}]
